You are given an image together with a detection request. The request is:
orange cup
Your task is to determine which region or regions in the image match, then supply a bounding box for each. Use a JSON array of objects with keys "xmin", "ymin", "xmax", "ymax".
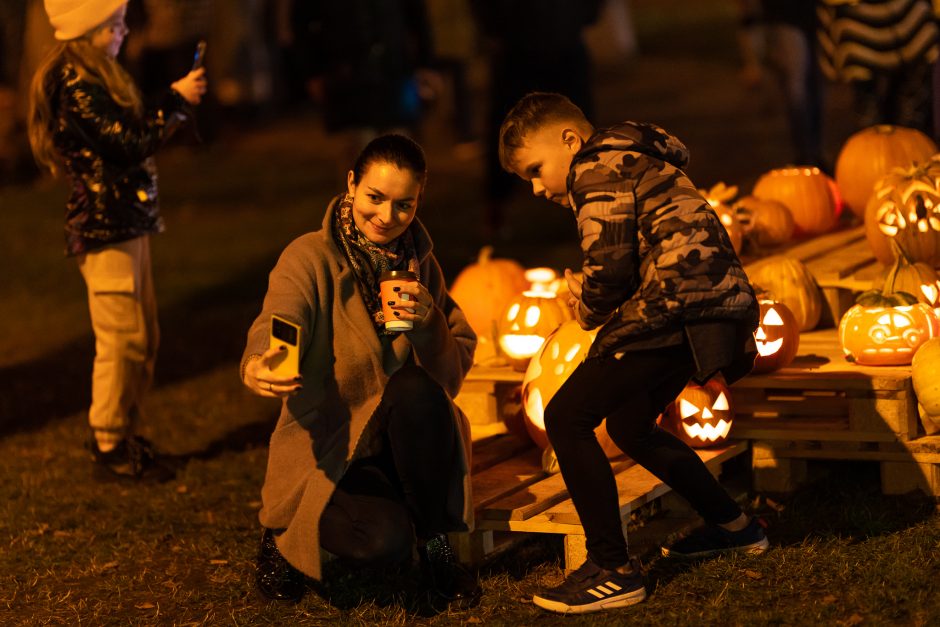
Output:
[{"xmin": 379, "ymin": 270, "xmax": 417, "ymax": 332}]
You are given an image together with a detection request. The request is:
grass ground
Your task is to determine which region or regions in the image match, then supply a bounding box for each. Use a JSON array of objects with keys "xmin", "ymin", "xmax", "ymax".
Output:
[{"xmin": 2, "ymin": 1, "xmax": 938, "ymax": 624}]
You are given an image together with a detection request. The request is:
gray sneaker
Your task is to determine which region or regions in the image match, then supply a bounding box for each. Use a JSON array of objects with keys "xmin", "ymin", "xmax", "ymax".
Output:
[
  {"xmin": 533, "ymin": 557, "xmax": 646, "ymax": 614},
  {"xmin": 661, "ymin": 517, "xmax": 769, "ymax": 559}
]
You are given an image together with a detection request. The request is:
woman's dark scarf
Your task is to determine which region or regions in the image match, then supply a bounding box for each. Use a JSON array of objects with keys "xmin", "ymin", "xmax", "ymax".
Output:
[{"xmin": 332, "ymin": 194, "xmax": 420, "ymax": 335}]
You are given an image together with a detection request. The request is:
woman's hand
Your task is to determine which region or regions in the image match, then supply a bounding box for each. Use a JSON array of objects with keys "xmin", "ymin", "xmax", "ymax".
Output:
[
  {"xmin": 389, "ymin": 281, "xmax": 436, "ymax": 331},
  {"xmin": 171, "ymin": 67, "xmax": 207, "ymax": 105},
  {"xmin": 243, "ymin": 345, "xmax": 303, "ymax": 398}
]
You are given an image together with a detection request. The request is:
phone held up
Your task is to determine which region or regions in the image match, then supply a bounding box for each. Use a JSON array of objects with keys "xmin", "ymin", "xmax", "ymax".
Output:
[
  {"xmin": 270, "ymin": 315, "xmax": 301, "ymax": 378},
  {"xmin": 192, "ymin": 40, "xmax": 207, "ymax": 71}
]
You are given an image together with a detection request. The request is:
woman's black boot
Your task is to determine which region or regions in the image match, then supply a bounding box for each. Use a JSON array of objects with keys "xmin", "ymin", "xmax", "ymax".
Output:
[
  {"xmin": 418, "ymin": 533, "xmax": 482, "ymax": 609},
  {"xmin": 256, "ymin": 528, "xmax": 306, "ymax": 602}
]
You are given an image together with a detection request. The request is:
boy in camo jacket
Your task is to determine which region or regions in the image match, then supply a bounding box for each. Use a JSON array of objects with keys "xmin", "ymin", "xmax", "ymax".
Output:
[{"xmin": 498, "ymin": 92, "xmax": 767, "ymax": 615}]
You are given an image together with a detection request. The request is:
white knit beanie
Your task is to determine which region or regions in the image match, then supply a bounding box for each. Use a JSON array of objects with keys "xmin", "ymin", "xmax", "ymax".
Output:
[{"xmin": 44, "ymin": 0, "xmax": 128, "ymax": 41}]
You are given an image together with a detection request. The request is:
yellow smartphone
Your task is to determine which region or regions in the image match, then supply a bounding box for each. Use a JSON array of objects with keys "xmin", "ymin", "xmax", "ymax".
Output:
[{"xmin": 270, "ymin": 314, "xmax": 301, "ymax": 378}]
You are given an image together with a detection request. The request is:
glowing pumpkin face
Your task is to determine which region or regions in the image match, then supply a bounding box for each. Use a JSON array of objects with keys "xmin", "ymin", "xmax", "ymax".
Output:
[
  {"xmin": 700, "ymin": 182, "xmax": 743, "ymax": 253},
  {"xmin": 864, "ymin": 157, "xmax": 940, "ymax": 266},
  {"xmin": 662, "ymin": 379, "xmax": 734, "ymax": 448},
  {"xmin": 839, "ymin": 294, "xmax": 940, "ymax": 366},
  {"xmin": 521, "ymin": 321, "xmax": 623, "ymax": 457},
  {"xmin": 752, "ymin": 300, "xmax": 800, "ymax": 374},
  {"xmin": 497, "ymin": 290, "xmax": 571, "ymax": 371}
]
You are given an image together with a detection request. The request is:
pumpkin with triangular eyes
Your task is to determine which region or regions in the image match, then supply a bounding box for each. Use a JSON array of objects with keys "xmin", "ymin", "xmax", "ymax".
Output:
[
  {"xmin": 752, "ymin": 300, "xmax": 800, "ymax": 374},
  {"xmin": 660, "ymin": 379, "xmax": 734, "ymax": 448}
]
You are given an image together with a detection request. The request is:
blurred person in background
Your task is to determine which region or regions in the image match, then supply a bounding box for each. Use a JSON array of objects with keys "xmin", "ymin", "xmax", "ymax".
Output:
[
  {"xmin": 27, "ymin": 0, "xmax": 206, "ymax": 482},
  {"xmin": 473, "ymin": 0, "xmax": 603, "ymax": 239},
  {"xmin": 737, "ymin": 0, "xmax": 825, "ymax": 168},
  {"xmin": 287, "ymin": 0, "xmax": 436, "ymax": 183},
  {"xmin": 817, "ymin": 0, "xmax": 939, "ymax": 136}
]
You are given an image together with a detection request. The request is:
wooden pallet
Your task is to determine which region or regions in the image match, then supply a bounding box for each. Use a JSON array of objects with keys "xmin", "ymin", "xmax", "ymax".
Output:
[
  {"xmin": 455, "ymin": 434, "xmax": 750, "ymax": 571},
  {"xmin": 728, "ymin": 328, "xmax": 940, "ymax": 496}
]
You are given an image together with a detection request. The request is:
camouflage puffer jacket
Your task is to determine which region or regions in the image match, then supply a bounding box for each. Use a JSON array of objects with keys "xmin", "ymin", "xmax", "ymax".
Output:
[
  {"xmin": 50, "ymin": 62, "xmax": 189, "ymax": 256},
  {"xmin": 567, "ymin": 121, "xmax": 759, "ymax": 358}
]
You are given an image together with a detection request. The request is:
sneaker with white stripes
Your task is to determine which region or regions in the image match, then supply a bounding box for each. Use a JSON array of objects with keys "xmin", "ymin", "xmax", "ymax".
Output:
[{"xmin": 532, "ymin": 557, "xmax": 646, "ymax": 614}]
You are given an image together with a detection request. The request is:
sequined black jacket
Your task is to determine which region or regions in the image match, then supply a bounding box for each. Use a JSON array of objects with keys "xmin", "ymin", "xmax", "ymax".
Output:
[{"xmin": 50, "ymin": 62, "xmax": 189, "ymax": 255}]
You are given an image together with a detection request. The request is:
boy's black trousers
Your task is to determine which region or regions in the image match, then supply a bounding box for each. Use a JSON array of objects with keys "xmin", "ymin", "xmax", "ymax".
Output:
[{"xmin": 544, "ymin": 340, "xmax": 743, "ymax": 570}]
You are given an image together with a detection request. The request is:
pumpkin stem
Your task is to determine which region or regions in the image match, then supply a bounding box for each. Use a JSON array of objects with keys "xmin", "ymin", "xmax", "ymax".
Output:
[
  {"xmin": 883, "ymin": 239, "xmax": 912, "ymax": 297},
  {"xmin": 478, "ymin": 246, "xmax": 493, "ymax": 265}
]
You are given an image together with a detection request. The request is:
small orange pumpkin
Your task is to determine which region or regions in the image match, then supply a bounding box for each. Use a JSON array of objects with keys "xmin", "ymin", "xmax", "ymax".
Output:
[
  {"xmin": 839, "ymin": 290, "xmax": 940, "ymax": 366},
  {"xmin": 734, "ymin": 195, "xmax": 795, "ymax": 247},
  {"xmin": 752, "ymin": 300, "xmax": 800, "ymax": 373},
  {"xmin": 835, "ymin": 125, "xmax": 938, "ymax": 218},
  {"xmin": 661, "ymin": 378, "xmax": 734, "ymax": 448},
  {"xmin": 497, "ymin": 290, "xmax": 572, "ymax": 371},
  {"xmin": 752, "ymin": 166, "xmax": 839, "ymax": 237},
  {"xmin": 450, "ymin": 247, "xmax": 528, "ymax": 363},
  {"xmin": 747, "ymin": 256, "xmax": 824, "ymax": 331},
  {"xmin": 875, "ymin": 241, "xmax": 940, "ymax": 308}
]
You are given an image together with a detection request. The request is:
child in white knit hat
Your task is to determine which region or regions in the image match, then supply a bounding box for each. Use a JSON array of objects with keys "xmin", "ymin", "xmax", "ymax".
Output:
[{"xmin": 28, "ymin": 0, "xmax": 206, "ymax": 481}]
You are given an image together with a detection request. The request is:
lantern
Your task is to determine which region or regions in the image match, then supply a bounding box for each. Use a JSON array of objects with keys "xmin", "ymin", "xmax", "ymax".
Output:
[
  {"xmin": 521, "ymin": 321, "xmax": 624, "ymax": 457},
  {"xmin": 752, "ymin": 166, "xmax": 840, "ymax": 236},
  {"xmin": 752, "ymin": 300, "xmax": 800, "ymax": 373},
  {"xmin": 912, "ymin": 338, "xmax": 940, "ymax": 434},
  {"xmin": 863, "ymin": 157, "xmax": 940, "ymax": 267},
  {"xmin": 497, "ymin": 289, "xmax": 571, "ymax": 371},
  {"xmin": 661, "ymin": 378, "xmax": 734, "ymax": 448},
  {"xmin": 450, "ymin": 247, "xmax": 528, "ymax": 364},
  {"xmin": 838, "ymin": 290, "xmax": 940, "ymax": 366},
  {"xmin": 700, "ymin": 182, "xmax": 744, "ymax": 253},
  {"xmin": 835, "ymin": 125, "xmax": 938, "ymax": 218},
  {"xmin": 734, "ymin": 195, "xmax": 795, "ymax": 247},
  {"xmin": 747, "ymin": 255, "xmax": 824, "ymax": 331}
]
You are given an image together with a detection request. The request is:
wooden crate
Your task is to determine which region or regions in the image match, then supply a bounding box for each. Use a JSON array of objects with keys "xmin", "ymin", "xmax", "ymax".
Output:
[
  {"xmin": 730, "ymin": 329, "xmax": 921, "ymax": 444},
  {"xmin": 454, "ymin": 365, "xmax": 524, "ymax": 427},
  {"xmin": 455, "ymin": 434, "xmax": 750, "ymax": 571}
]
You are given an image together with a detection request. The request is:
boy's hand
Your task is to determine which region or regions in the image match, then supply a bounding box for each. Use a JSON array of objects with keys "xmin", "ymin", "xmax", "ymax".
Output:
[
  {"xmin": 171, "ymin": 67, "xmax": 207, "ymax": 105},
  {"xmin": 564, "ymin": 269, "xmax": 590, "ymax": 330}
]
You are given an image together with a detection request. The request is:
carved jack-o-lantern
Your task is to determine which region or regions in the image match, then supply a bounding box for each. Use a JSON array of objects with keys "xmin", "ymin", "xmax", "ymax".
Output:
[
  {"xmin": 700, "ymin": 182, "xmax": 744, "ymax": 253},
  {"xmin": 839, "ymin": 290, "xmax": 940, "ymax": 366},
  {"xmin": 864, "ymin": 157, "xmax": 940, "ymax": 266},
  {"xmin": 752, "ymin": 300, "xmax": 800, "ymax": 374},
  {"xmin": 876, "ymin": 241, "xmax": 940, "ymax": 309},
  {"xmin": 497, "ymin": 288, "xmax": 572, "ymax": 371},
  {"xmin": 752, "ymin": 166, "xmax": 840, "ymax": 236},
  {"xmin": 521, "ymin": 321, "xmax": 624, "ymax": 457},
  {"xmin": 661, "ymin": 379, "xmax": 734, "ymax": 448}
]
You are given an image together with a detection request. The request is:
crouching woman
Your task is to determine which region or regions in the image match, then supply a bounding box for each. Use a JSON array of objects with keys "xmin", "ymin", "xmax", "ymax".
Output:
[{"xmin": 240, "ymin": 134, "xmax": 480, "ymax": 607}]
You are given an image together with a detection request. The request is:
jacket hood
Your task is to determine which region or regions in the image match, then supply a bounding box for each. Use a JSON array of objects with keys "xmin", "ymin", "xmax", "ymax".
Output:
[{"xmin": 577, "ymin": 121, "xmax": 690, "ymax": 169}]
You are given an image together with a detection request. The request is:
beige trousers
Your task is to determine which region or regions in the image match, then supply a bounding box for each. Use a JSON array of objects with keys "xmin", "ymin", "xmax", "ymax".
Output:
[{"xmin": 77, "ymin": 236, "xmax": 159, "ymax": 441}]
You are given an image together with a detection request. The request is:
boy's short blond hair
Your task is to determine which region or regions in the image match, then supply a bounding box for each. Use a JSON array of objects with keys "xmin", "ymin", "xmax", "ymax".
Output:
[{"xmin": 498, "ymin": 92, "xmax": 592, "ymax": 172}]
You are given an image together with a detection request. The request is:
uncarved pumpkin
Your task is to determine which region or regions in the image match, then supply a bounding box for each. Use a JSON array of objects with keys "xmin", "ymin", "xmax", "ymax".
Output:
[
  {"xmin": 450, "ymin": 247, "xmax": 528, "ymax": 363},
  {"xmin": 735, "ymin": 195, "xmax": 795, "ymax": 247},
  {"xmin": 835, "ymin": 125, "xmax": 938, "ymax": 218},
  {"xmin": 747, "ymin": 256, "xmax": 824, "ymax": 331},
  {"xmin": 875, "ymin": 243, "xmax": 940, "ymax": 307},
  {"xmin": 912, "ymin": 337, "xmax": 940, "ymax": 434},
  {"xmin": 752, "ymin": 167, "xmax": 839, "ymax": 237},
  {"xmin": 863, "ymin": 157, "xmax": 940, "ymax": 266}
]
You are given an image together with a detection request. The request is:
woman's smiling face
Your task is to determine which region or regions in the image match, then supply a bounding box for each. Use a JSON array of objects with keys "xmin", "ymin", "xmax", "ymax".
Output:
[{"xmin": 346, "ymin": 161, "xmax": 422, "ymax": 244}]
